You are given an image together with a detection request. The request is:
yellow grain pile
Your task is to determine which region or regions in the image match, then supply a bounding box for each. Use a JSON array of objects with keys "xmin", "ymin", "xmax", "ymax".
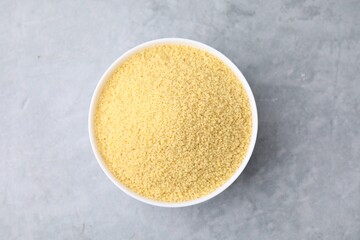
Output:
[{"xmin": 94, "ymin": 44, "xmax": 252, "ymax": 202}]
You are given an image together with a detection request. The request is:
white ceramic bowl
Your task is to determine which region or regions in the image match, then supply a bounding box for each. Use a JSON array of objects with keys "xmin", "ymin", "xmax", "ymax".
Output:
[{"xmin": 89, "ymin": 38, "xmax": 258, "ymax": 207}]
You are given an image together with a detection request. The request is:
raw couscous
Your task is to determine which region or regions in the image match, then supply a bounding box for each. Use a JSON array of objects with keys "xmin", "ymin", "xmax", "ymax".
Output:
[{"xmin": 94, "ymin": 44, "xmax": 252, "ymax": 202}]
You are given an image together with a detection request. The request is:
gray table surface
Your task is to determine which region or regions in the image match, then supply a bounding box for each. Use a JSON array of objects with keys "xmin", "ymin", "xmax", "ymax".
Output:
[{"xmin": 1, "ymin": 0, "xmax": 360, "ymax": 239}]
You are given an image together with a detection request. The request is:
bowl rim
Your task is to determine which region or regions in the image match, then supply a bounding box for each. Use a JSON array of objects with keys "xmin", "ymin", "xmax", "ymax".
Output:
[{"xmin": 88, "ymin": 38, "xmax": 258, "ymax": 207}]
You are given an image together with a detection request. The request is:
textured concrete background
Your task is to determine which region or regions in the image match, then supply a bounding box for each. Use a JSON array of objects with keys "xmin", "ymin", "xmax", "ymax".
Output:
[{"xmin": 1, "ymin": 0, "xmax": 360, "ymax": 239}]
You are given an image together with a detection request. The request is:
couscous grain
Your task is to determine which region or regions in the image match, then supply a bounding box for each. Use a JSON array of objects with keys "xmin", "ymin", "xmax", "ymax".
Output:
[{"xmin": 94, "ymin": 44, "xmax": 252, "ymax": 202}]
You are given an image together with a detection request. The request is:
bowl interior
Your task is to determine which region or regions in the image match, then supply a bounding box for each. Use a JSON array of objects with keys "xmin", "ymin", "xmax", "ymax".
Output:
[{"xmin": 88, "ymin": 38, "xmax": 258, "ymax": 207}]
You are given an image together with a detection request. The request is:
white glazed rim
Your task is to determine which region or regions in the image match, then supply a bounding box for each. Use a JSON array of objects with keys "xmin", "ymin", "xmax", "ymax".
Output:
[{"xmin": 88, "ymin": 38, "xmax": 258, "ymax": 208}]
